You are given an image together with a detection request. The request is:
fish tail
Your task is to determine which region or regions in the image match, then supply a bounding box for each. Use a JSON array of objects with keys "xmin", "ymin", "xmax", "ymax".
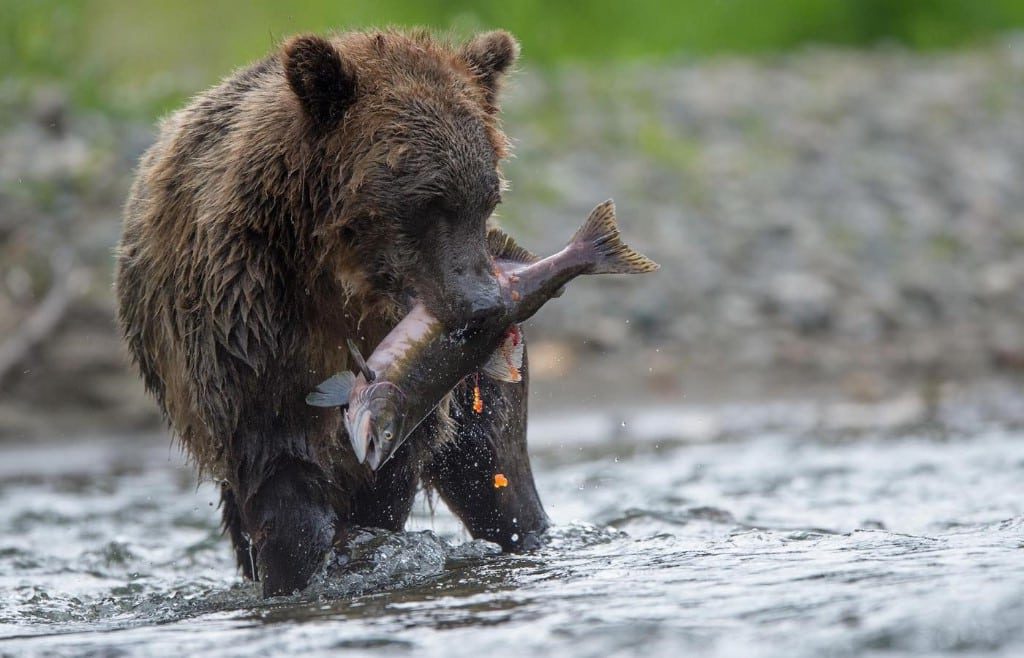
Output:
[{"xmin": 571, "ymin": 200, "xmax": 659, "ymax": 274}]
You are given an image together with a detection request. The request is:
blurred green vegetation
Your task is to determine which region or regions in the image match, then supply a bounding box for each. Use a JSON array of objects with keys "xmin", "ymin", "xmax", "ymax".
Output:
[{"xmin": 4, "ymin": 0, "xmax": 1024, "ymax": 116}]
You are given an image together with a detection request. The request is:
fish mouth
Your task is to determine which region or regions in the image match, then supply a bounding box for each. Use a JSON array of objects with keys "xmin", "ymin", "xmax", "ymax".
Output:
[
  {"xmin": 343, "ymin": 384, "xmax": 406, "ymax": 471},
  {"xmin": 365, "ymin": 437, "xmax": 386, "ymax": 471},
  {"xmin": 344, "ymin": 409, "xmax": 396, "ymax": 471},
  {"xmin": 365, "ymin": 419, "xmax": 406, "ymax": 471},
  {"xmin": 344, "ymin": 405, "xmax": 373, "ymax": 465}
]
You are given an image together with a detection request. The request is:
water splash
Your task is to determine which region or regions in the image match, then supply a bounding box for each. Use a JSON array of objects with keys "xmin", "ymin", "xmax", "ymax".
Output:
[{"xmin": 1, "ymin": 426, "xmax": 1023, "ymax": 656}]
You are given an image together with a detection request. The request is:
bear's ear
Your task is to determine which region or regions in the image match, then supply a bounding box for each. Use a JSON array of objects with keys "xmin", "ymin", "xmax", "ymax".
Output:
[
  {"xmin": 283, "ymin": 34, "xmax": 357, "ymax": 129},
  {"xmin": 459, "ymin": 30, "xmax": 519, "ymax": 109}
]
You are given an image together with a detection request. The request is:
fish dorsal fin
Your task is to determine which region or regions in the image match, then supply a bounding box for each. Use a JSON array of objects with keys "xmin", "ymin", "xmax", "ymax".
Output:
[
  {"xmin": 487, "ymin": 226, "xmax": 539, "ymax": 264},
  {"xmin": 346, "ymin": 338, "xmax": 375, "ymax": 382},
  {"xmin": 482, "ymin": 324, "xmax": 525, "ymax": 383},
  {"xmin": 306, "ymin": 372, "xmax": 357, "ymax": 407}
]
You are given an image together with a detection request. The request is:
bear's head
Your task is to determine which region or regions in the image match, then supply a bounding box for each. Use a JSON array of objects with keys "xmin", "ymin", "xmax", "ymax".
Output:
[{"xmin": 282, "ymin": 29, "xmax": 519, "ymax": 327}]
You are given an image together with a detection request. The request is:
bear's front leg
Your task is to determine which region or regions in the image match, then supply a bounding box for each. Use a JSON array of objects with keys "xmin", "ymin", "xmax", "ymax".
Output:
[
  {"xmin": 241, "ymin": 456, "xmax": 338, "ymax": 597},
  {"xmin": 425, "ymin": 347, "xmax": 549, "ymax": 551},
  {"xmin": 219, "ymin": 483, "xmax": 255, "ymax": 580},
  {"xmin": 347, "ymin": 409, "xmax": 440, "ymax": 531}
]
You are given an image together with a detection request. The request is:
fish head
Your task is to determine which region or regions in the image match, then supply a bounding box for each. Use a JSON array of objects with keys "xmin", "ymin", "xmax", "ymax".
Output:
[{"xmin": 343, "ymin": 381, "xmax": 407, "ymax": 471}]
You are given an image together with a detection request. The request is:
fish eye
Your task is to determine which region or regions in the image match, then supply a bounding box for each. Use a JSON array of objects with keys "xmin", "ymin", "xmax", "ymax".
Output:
[{"xmin": 382, "ymin": 430, "xmax": 393, "ymax": 442}]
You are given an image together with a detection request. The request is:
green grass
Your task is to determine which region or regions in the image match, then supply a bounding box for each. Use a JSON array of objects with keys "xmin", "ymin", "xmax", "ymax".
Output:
[{"xmin": 4, "ymin": 0, "xmax": 1024, "ymax": 116}]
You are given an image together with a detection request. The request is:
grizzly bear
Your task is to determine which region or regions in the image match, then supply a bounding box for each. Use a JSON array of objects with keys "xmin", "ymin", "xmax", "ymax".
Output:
[{"xmin": 115, "ymin": 29, "xmax": 548, "ymax": 596}]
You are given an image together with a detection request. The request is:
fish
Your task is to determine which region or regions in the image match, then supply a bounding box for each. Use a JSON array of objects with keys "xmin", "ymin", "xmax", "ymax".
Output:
[{"xmin": 306, "ymin": 200, "xmax": 658, "ymax": 470}]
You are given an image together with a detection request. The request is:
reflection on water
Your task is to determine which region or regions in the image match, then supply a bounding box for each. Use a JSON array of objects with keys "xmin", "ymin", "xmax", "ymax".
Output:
[{"xmin": 1, "ymin": 413, "xmax": 1023, "ymax": 657}]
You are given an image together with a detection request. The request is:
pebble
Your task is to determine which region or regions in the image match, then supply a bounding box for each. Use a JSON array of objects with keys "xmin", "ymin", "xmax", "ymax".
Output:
[{"xmin": 4, "ymin": 42, "xmax": 1024, "ymax": 432}]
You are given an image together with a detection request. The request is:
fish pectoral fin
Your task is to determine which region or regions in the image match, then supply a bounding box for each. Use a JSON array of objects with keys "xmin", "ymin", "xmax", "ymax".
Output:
[
  {"xmin": 305, "ymin": 372, "xmax": 357, "ymax": 407},
  {"xmin": 482, "ymin": 324, "xmax": 525, "ymax": 383}
]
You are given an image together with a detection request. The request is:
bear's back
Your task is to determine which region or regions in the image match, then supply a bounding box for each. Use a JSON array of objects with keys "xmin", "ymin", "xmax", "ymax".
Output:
[{"xmin": 115, "ymin": 54, "xmax": 347, "ymax": 475}]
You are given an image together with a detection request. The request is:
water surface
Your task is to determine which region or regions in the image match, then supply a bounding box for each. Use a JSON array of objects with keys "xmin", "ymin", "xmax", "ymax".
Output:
[{"xmin": 1, "ymin": 413, "xmax": 1022, "ymax": 657}]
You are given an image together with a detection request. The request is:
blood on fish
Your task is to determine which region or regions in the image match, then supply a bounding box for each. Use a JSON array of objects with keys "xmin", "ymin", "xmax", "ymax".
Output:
[{"xmin": 503, "ymin": 325, "xmax": 521, "ymax": 380}]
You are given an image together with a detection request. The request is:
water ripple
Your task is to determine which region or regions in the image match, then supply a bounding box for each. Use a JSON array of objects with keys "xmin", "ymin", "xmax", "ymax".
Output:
[{"xmin": 0, "ymin": 427, "xmax": 1022, "ymax": 656}]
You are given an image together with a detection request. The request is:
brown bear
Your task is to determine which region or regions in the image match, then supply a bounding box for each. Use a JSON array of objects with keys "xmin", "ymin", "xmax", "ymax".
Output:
[{"xmin": 114, "ymin": 28, "xmax": 548, "ymax": 597}]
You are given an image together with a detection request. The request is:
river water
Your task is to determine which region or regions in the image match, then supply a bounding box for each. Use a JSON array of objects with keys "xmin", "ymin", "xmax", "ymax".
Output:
[{"xmin": 1, "ymin": 407, "xmax": 1023, "ymax": 657}]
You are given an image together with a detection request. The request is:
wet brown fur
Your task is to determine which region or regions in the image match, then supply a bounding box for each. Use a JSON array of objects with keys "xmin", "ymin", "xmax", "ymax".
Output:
[{"xmin": 115, "ymin": 28, "xmax": 547, "ymax": 595}]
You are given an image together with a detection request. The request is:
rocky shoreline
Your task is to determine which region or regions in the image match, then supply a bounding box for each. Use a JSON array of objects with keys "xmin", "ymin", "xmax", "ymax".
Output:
[{"xmin": 2, "ymin": 42, "xmax": 1023, "ymax": 438}]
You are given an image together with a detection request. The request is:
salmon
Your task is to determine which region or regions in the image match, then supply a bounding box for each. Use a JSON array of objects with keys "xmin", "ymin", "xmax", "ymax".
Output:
[{"xmin": 307, "ymin": 200, "xmax": 658, "ymax": 469}]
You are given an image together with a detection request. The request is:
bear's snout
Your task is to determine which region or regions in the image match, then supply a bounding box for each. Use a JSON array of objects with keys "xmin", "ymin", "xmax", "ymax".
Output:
[{"xmin": 452, "ymin": 268, "xmax": 504, "ymax": 323}]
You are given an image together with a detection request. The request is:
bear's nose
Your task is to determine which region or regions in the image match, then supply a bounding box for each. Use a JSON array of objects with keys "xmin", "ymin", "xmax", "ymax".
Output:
[
  {"xmin": 456, "ymin": 272, "xmax": 503, "ymax": 323},
  {"xmin": 466, "ymin": 288, "xmax": 503, "ymax": 320}
]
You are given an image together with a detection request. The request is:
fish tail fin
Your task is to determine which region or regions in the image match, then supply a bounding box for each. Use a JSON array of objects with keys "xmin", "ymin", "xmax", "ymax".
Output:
[
  {"xmin": 306, "ymin": 372, "xmax": 356, "ymax": 407},
  {"xmin": 570, "ymin": 200, "xmax": 659, "ymax": 274}
]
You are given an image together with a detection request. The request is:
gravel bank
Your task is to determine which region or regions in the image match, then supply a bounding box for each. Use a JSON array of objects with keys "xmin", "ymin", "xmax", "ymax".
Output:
[{"xmin": 2, "ymin": 42, "xmax": 1023, "ymax": 435}]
